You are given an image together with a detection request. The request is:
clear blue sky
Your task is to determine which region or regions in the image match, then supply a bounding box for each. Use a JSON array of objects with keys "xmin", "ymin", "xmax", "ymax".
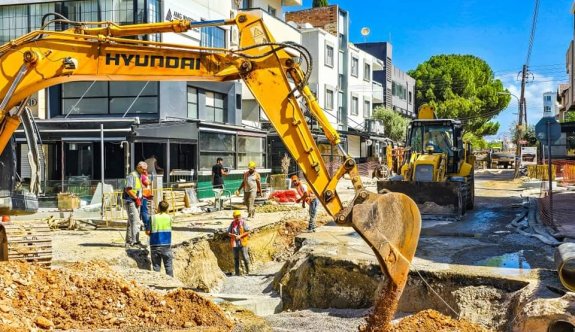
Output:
[{"xmin": 290, "ymin": 0, "xmax": 573, "ymax": 139}]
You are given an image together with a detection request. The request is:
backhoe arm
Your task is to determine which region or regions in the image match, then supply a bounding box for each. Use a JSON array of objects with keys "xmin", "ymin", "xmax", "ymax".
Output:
[{"xmin": 0, "ymin": 11, "xmax": 421, "ymax": 329}]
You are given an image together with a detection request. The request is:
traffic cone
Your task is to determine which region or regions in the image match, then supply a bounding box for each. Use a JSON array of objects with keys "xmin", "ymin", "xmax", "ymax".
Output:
[{"xmin": 1, "ymin": 215, "xmax": 9, "ymax": 222}]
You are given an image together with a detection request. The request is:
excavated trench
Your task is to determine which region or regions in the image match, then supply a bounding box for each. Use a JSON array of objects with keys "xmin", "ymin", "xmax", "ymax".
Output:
[{"xmin": 168, "ymin": 220, "xmax": 575, "ymax": 331}]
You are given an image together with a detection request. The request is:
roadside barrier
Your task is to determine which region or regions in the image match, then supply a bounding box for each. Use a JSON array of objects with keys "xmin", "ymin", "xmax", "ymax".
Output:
[{"xmin": 527, "ymin": 165, "xmax": 556, "ymax": 180}]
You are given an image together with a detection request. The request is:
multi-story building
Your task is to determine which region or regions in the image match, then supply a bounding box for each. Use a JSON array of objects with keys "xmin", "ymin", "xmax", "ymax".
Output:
[
  {"xmin": 276, "ymin": 5, "xmax": 399, "ymax": 169},
  {"xmin": 543, "ymin": 91, "xmax": 558, "ymax": 117},
  {"xmin": 355, "ymin": 42, "xmax": 416, "ymax": 118},
  {"xmin": 0, "ymin": 0, "xmax": 301, "ymax": 199}
]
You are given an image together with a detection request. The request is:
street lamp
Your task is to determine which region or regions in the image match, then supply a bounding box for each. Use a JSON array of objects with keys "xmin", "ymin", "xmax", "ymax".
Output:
[{"xmin": 498, "ymin": 91, "xmax": 523, "ymax": 177}]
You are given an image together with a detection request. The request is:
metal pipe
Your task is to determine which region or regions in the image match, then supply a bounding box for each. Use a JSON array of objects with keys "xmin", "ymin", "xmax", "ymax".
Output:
[
  {"xmin": 100, "ymin": 124, "xmax": 105, "ymax": 219},
  {"xmin": 554, "ymin": 243, "xmax": 575, "ymax": 291},
  {"xmin": 548, "ymin": 319, "xmax": 575, "ymax": 332}
]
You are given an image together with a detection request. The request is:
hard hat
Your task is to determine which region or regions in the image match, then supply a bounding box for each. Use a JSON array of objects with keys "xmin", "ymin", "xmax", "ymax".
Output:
[
  {"xmin": 233, "ymin": 210, "xmax": 242, "ymax": 217},
  {"xmin": 290, "ymin": 175, "xmax": 299, "ymax": 182},
  {"xmin": 137, "ymin": 161, "xmax": 148, "ymax": 169},
  {"xmin": 248, "ymin": 161, "xmax": 256, "ymax": 169}
]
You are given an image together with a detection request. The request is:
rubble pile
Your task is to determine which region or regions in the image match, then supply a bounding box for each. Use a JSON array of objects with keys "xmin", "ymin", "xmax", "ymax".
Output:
[
  {"xmin": 0, "ymin": 261, "xmax": 233, "ymax": 331},
  {"xmin": 391, "ymin": 309, "xmax": 490, "ymax": 332}
]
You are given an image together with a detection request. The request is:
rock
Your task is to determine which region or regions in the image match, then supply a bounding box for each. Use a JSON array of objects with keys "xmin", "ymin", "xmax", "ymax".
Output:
[
  {"xmin": 183, "ymin": 321, "xmax": 194, "ymax": 328},
  {"xmin": 0, "ymin": 305, "xmax": 11, "ymax": 313},
  {"xmin": 34, "ymin": 316, "xmax": 54, "ymax": 329}
]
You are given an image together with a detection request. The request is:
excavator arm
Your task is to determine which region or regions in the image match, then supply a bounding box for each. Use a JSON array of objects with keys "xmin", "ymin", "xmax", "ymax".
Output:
[{"xmin": 0, "ymin": 11, "xmax": 420, "ymax": 328}]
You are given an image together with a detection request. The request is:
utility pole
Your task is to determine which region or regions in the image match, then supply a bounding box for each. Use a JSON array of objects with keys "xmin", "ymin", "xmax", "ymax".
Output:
[{"xmin": 515, "ymin": 64, "xmax": 528, "ymax": 178}]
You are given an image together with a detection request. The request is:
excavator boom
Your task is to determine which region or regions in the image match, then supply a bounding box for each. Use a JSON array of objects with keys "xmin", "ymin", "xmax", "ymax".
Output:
[{"xmin": 0, "ymin": 11, "xmax": 421, "ymax": 328}]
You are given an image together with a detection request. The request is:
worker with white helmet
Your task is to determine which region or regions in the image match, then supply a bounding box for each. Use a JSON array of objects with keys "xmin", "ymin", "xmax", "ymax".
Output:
[{"xmin": 235, "ymin": 161, "xmax": 261, "ymax": 219}]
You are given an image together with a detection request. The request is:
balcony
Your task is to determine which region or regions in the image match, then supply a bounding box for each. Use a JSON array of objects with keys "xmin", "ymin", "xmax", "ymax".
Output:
[
  {"xmin": 364, "ymin": 119, "xmax": 384, "ymax": 135},
  {"xmin": 372, "ymin": 81, "xmax": 384, "ymax": 103}
]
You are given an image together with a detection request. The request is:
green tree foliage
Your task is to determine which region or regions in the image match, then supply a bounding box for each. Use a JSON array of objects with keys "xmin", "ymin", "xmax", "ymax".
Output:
[
  {"xmin": 463, "ymin": 132, "xmax": 487, "ymax": 150},
  {"xmin": 408, "ymin": 54, "xmax": 510, "ymax": 137},
  {"xmin": 562, "ymin": 111, "xmax": 575, "ymax": 122},
  {"xmin": 313, "ymin": 0, "xmax": 328, "ymax": 7},
  {"xmin": 372, "ymin": 107, "xmax": 409, "ymax": 143},
  {"xmin": 510, "ymin": 123, "xmax": 538, "ymax": 146}
]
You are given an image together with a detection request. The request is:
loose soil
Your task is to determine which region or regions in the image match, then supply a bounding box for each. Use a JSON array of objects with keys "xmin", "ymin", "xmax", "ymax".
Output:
[
  {"xmin": 0, "ymin": 261, "xmax": 232, "ymax": 331},
  {"xmin": 391, "ymin": 309, "xmax": 490, "ymax": 332}
]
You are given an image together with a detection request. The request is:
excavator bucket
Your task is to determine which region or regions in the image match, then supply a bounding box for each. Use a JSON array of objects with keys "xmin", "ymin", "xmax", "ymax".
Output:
[
  {"xmin": 377, "ymin": 181, "xmax": 465, "ymax": 218},
  {"xmin": 351, "ymin": 192, "xmax": 421, "ymax": 330}
]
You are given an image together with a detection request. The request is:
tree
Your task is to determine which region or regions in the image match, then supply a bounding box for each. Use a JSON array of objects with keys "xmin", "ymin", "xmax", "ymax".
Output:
[
  {"xmin": 510, "ymin": 123, "xmax": 537, "ymax": 146},
  {"xmin": 408, "ymin": 54, "xmax": 510, "ymax": 137},
  {"xmin": 562, "ymin": 111, "xmax": 575, "ymax": 123},
  {"xmin": 313, "ymin": 0, "xmax": 328, "ymax": 7},
  {"xmin": 372, "ymin": 107, "xmax": 409, "ymax": 143}
]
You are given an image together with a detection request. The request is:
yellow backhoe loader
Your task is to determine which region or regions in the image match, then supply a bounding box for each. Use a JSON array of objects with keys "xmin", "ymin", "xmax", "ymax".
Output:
[
  {"xmin": 378, "ymin": 104, "xmax": 475, "ymax": 218},
  {"xmin": 0, "ymin": 11, "xmax": 421, "ymax": 328}
]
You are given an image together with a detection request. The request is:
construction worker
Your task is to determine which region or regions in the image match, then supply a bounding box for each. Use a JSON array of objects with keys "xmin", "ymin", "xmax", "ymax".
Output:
[
  {"xmin": 123, "ymin": 161, "xmax": 147, "ymax": 248},
  {"xmin": 235, "ymin": 161, "xmax": 261, "ymax": 219},
  {"xmin": 146, "ymin": 200, "xmax": 173, "ymax": 277},
  {"xmin": 140, "ymin": 169, "xmax": 152, "ymax": 230},
  {"xmin": 228, "ymin": 210, "xmax": 250, "ymax": 276},
  {"xmin": 291, "ymin": 175, "xmax": 319, "ymax": 232}
]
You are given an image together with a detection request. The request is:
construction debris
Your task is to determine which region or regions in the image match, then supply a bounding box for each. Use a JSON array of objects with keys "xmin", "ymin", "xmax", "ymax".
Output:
[{"xmin": 0, "ymin": 261, "xmax": 233, "ymax": 331}]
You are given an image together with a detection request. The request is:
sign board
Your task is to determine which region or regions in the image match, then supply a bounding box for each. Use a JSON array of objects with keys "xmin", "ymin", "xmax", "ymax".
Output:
[
  {"xmin": 535, "ymin": 117, "xmax": 561, "ymax": 145},
  {"xmin": 518, "ymin": 140, "xmax": 527, "ymax": 145},
  {"xmin": 520, "ymin": 146, "xmax": 537, "ymax": 165}
]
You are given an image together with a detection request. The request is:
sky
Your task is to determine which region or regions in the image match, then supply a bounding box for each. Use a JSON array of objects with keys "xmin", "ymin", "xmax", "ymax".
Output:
[{"xmin": 290, "ymin": 0, "xmax": 573, "ymax": 140}]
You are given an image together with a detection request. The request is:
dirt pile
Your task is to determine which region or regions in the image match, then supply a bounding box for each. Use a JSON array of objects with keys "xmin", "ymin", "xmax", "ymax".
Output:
[
  {"xmin": 391, "ymin": 309, "xmax": 490, "ymax": 332},
  {"xmin": 0, "ymin": 261, "xmax": 233, "ymax": 331}
]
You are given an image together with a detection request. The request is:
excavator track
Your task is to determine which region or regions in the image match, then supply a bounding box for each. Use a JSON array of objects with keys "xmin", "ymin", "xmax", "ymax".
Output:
[{"xmin": 0, "ymin": 221, "xmax": 52, "ymax": 265}]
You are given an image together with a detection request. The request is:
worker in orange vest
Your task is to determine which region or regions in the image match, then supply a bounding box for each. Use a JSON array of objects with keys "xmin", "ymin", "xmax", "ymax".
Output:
[
  {"xmin": 291, "ymin": 175, "xmax": 319, "ymax": 232},
  {"xmin": 228, "ymin": 210, "xmax": 250, "ymax": 275}
]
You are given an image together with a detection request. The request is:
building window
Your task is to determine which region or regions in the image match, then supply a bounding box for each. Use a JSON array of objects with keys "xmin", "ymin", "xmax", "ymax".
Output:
[
  {"xmin": 187, "ymin": 87, "xmax": 198, "ymax": 119},
  {"xmin": 545, "ymin": 95, "xmax": 552, "ymax": 101},
  {"xmin": 201, "ymin": 26, "xmax": 225, "ymax": 48},
  {"xmin": 351, "ymin": 57, "xmax": 359, "ymax": 77},
  {"xmin": 204, "ymin": 91, "xmax": 225, "ymax": 123},
  {"xmin": 199, "ymin": 132, "xmax": 235, "ymax": 170},
  {"xmin": 241, "ymin": 0, "xmax": 252, "ymax": 8},
  {"xmin": 325, "ymin": 44, "xmax": 334, "ymax": 67},
  {"xmin": 363, "ymin": 100, "xmax": 370, "ymax": 118},
  {"xmin": 364, "ymin": 63, "xmax": 371, "ymax": 82},
  {"xmin": 392, "ymin": 81, "xmax": 407, "ymax": 100},
  {"xmin": 267, "ymin": 6, "xmax": 277, "ymax": 17},
  {"xmin": 351, "ymin": 96, "xmax": 359, "ymax": 116},
  {"xmin": 325, "ymin": 88, "xmax": 334, "ymax": 110},
  {"xmin": 409, "ymin": 91, "xmax": 413, "ymax": 104},
  {"xmin": 238, "ymin": 136, "xmax": 265, "ymax": 169},
  {"xmin": 62, "ymin": 81, "xmax": 158, "ymax": 116},
  {"xmin": 338, "ymin": 91, "xmax": 344, "ymax": 123}
]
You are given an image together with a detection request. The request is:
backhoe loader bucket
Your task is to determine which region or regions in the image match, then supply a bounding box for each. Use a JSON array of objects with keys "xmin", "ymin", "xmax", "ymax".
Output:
[
  {"xmin": 351, "ymin": 192, "xmax": 421, "ymax": 331},
  {"xmin": 377, "ymin": 180, "xmax": 465, "ymax": 218}
]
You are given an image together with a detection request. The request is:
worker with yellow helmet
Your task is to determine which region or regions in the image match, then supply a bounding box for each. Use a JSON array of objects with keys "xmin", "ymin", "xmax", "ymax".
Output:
[
  {"xmin": 235, "ymin": 161, "xmax": 261, "ymax": 219},
  {"xmin": 227, "ymin": 210, "xmax": 250, "ymax": 275}
]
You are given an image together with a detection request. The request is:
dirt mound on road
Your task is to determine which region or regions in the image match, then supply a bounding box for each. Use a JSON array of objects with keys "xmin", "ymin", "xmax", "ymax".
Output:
[
  {"xmin": 392, "ymin": 309, "xmax": 490, "ymax": 332},
  {"xmin": 0, "ymin": 261, "xmax": 232, "ymax": 331}
]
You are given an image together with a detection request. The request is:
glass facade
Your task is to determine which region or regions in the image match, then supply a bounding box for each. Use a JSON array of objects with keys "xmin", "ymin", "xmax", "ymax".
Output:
[
  {"xmin": 0, "ymin": 0, "xmax": 161, "ymax": 44},
  {"xmin": 199, "ymin": 132, "xmax": 236, "ymax": 170},
  {"xmin": 199, "ymin": 132, "xmax": 266, "ymax": 171},
  {"xmin": 61, "ymin": 81, "xmax": 159, "ymax": 115},
  {"xmin": 201, "ymin": 26, "xmax": 225, "ymax": 48}
]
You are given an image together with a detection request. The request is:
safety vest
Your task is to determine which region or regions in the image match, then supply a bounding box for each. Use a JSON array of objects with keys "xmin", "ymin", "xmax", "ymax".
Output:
[
  {"xmin": 296, "ymin": 183, "xmax": 315, "ymax": 204},
  {"xmin": 150, "ymin": 213, "xmax": 172, "ymax": 247},
  {"xmin": 229, "ymin": 219, "xmax": 249, "ymax": 248},
  {"xmin": 126, "ymin": 171, "xmax": 142, "ymax": 198}
]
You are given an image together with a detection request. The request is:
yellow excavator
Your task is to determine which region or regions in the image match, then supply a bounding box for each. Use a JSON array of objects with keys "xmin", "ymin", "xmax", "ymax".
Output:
[
  {"xmin": 0, "ymin": 11, "xmax": 421, "ymax": 328},
  {"xmin": 378, "ymin": 104, "xmax": 475, "ymax": 218}
]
